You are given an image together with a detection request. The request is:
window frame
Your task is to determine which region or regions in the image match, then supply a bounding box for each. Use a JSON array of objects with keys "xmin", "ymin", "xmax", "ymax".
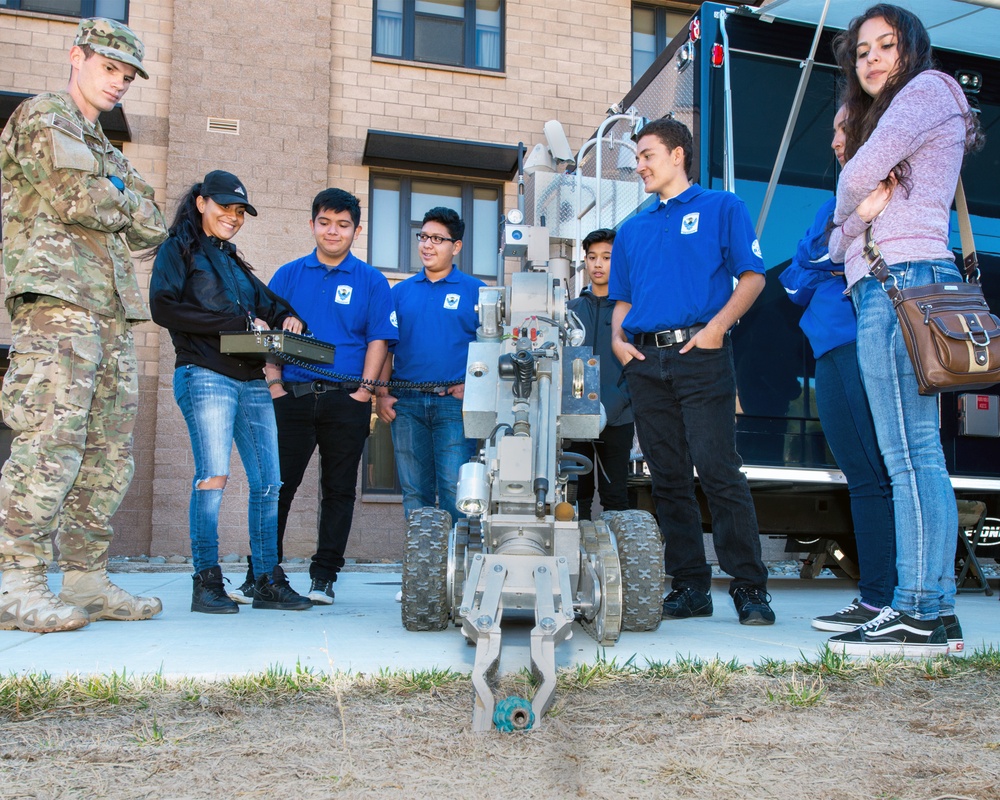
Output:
[
  {"xmin": 632, "ymin": 3, "xmax": 670, "ymax": 85},
  {"xmin": 0, "ymin": 0, "xmax": 129, "ymax": 21},
  {"xmin": 369, "ymin": 172, "xmax": 502, "ymax": 280},
  {"xmin": 631, "ymin": 2, "xmax": 702, "ymax": 85},
  {"xmin": 372, "ymin": 0, "xmax": 505, "ymax": 72}
]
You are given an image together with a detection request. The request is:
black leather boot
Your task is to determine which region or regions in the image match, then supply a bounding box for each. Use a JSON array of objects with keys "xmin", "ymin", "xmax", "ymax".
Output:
[
  {"xmin": 252, "ymin": 565, "xmax": 312, "ymax": 611},
  {"xmin": 192, "ymin": 566, "xmax": 239, "ymax": 614}
]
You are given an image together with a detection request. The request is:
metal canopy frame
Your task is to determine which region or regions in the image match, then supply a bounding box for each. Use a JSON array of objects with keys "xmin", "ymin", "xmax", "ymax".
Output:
[{"xmin": 746, "ymin": 0, "xmax": 999, "ymax": 237}]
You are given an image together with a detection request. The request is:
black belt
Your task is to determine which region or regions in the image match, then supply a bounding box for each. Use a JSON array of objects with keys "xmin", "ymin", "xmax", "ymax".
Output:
[
  {"xmin": 634, "ymin": 325, "xmax": 706, "ymax": 348},
  {"xmin": 288, "ymin": 380, "xmax": 360, "ymax": 397},
  {"xmin": 394, "ymin": 385, "xmax": 453, "ymax": 395}
]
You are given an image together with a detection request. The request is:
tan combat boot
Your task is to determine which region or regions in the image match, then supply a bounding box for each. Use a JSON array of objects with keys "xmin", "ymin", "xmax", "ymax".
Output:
[
  {"xmin": 59, "ymin": 570, "xmax": 163, "ymax": 622},
  {"xmin": 0, "ymin": 567, "xmax": 90, "ymax": 633}
]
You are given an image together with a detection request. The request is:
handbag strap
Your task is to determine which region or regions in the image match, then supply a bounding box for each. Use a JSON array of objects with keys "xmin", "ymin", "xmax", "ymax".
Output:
[
  {"xmin": 862, "ymin": 175, "xmax": 979, "ymax": 295},
  {"xmin": 954, "ymin": 176, "xmax": 980, "ymax": 283}
]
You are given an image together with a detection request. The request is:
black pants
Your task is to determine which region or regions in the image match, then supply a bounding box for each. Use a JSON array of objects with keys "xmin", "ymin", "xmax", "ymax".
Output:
[
  {"xmin": 568, "ymin": 421, "xmax": 634, "ymax": 520},
  {"xmin": 273, "ymin": 389, "xmax": 371, "ymax": 581},
  {"xmin": 624, "ymin": 339, "xmax": 767, "ymax": 594}
]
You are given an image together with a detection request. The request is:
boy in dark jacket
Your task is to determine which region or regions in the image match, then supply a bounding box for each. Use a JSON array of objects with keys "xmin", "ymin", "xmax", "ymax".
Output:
[{"xmin": 567, "ymin": 229, "xmax": 634, "ymax": 520}]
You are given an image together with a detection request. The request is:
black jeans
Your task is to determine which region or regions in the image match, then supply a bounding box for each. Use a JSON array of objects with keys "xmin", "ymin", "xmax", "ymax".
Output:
[
  {"xmin": 568, "ymin": 421, "xmax": 635, "ymax": 520},
  {"xmin": 273, "ymin": 389, "xmax": 371, "ymax": 581},
  {"xmin": 624, "ymin": 338, "xmax": 767, "ymax": 594}
]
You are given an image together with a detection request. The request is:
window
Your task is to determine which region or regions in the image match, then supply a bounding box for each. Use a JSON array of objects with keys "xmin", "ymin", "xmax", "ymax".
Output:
[
  {"xmin": 0, "ymin": 0, "xmax": 128, "ymax": 21},
  {"xmin": 373, "ymin": 0, "xmax": 503, "ymax": 71},
  {"xmin": 632, "ymin": 3, "xmax": 692, "ymax": 84},
  {"xmin": 370, "ymin": 174, "xmax": 501, "ymax": 279}
]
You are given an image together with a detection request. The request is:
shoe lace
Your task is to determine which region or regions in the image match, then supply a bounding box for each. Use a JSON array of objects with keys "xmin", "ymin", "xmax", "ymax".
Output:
[
  {"xmin": 664, "ymin": 588, "xmax": 691, "ymax": 603},
  {"xmin": 834, "ymin": 599, "xmax": 862, "ymax": 615},
  {"xmin": 856, "ymin": 606, "xmax": 897, "ymax": 631},
  {"xmin": 736, "ymin": 587, "xmax": 770, "ymax": 608}
]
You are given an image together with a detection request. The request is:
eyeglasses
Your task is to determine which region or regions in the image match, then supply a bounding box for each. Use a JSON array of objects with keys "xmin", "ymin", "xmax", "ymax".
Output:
[{"xmin": 415, "ymin": 233, "xmax": 456, "ymax": 245}]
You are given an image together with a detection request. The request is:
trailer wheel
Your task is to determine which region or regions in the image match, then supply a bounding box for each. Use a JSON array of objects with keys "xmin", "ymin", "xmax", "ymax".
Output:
[
  {"xmin": 401, "ymin": 507, "xmax": 452, "ymax": 631},
  {"xmin": 603, "ymin": 510, "xmax": 664, "ymax": 632}
]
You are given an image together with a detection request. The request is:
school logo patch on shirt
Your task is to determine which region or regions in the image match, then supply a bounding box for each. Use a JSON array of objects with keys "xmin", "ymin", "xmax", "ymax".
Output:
[
  {"xmin": 681, "ymin": 212, "xmax": 700, "ymax": 235},
  {"xmin": 752, "ymin": 239, "xmax": 762, "ymax": 258},
  {"xmin": 335, "ymin": 285, "xmax": 353, "ymax": 305},
  {"xmin": 390, "ymin": 310, "xmax": 398, "ymax": 328},
  {"xmin": 444, "ymin": 293, "xmax": 460, "ymax": 310}
]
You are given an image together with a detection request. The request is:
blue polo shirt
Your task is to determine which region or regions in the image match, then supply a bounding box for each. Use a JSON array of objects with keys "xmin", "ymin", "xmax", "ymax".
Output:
[
  {"xmin": 608, "ymin": 184, "xmax": 765, "ymax": 335},
  {"xmin": 268, "ymin": 249, "xmax": 397, "ymax": 382},
  {"xmin": 391, "ymin": 266, "xmax": 484, "ymax": 383},
  {"xmin": 778, "ymin": 197, "xmax": 857, "ymax": 359}
]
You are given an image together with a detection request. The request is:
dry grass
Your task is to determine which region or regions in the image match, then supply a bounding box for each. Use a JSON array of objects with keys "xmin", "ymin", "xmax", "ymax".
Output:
[{"xmin": 2, "ymin": 655, "xmax": 1000, "ymax": 800}]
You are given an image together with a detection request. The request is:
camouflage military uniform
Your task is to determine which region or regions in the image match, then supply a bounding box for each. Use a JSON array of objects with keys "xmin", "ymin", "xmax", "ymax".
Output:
[{"xmin": 0, "ymin": 89, "xmax": 167, "ymax": 571}]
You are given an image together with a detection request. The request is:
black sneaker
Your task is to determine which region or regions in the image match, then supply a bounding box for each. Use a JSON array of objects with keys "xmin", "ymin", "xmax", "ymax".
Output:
[
  {"xmin": 811, "ymin": 598, "xmax": 881, "ymax": 632},
  {"xmin": 827, "ymin": 608, "xmax": 947, "ymax": 657},
  {"xmin": 307, "ymin": 578, "xmax": 335, "ymax": 605},
  {"xmin": 731, "ymin": 586, "xmax": 775, "ymax": 626},
  {"xmin": 941, "ymin": 614, "xmax": 964, "ymax": 654},
  {"xmin": 252, "ymin": 565, "xmax": 312, "ymax": 611},
  {"xmin": 661, "ymin": 587, "xmax": 713, "ymax": 620},
  {"xmin": 192, "ymin": 566, "xmax": 239, "ymax": 615}
]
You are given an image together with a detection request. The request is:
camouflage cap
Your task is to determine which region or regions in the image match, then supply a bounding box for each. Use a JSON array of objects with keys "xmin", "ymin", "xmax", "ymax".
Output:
[{"xmin": 74, "ymin": 17, "xmax": 149, "ymax": 80}]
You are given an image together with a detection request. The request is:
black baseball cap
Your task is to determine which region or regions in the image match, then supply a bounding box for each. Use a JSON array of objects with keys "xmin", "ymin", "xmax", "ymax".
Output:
[{"xmin": 200, "ymin": 170, "xmax": 258, "ymax": 216}]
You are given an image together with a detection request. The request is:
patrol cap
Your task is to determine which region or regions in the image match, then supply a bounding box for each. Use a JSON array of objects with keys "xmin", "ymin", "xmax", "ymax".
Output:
[
  {"xmin": 74, "ymin": 17, "xmax": 149, "ymax": 80},
  {"xmin": 200, "ymin": 170, "xmax": 258, "ymax": 216}
]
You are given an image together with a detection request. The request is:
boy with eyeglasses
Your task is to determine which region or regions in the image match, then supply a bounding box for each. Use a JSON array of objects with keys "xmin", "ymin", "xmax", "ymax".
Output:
[
  {"xmin": 256, "ymin": 189, "xmax": 396, "ymax": 605},
  {"xmin": 376, "ymin": 207, "xmax": 484, "ymax": 525}
]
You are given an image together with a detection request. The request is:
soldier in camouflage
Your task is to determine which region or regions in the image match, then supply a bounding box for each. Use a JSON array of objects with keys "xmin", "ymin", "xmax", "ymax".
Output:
[{"xmin": 0, "ymin": 18, "xmax": 168, "ymax": 633}]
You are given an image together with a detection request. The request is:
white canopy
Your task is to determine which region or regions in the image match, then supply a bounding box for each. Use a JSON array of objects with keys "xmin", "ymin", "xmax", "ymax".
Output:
[{"xmin": 754, "ymin": 0, "xmax": 1000, "ymax": 59}]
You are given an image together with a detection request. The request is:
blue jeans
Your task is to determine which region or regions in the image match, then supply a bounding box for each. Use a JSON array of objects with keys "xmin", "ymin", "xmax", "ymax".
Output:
[
  {"xmin": 852, "ymin": 260, "xmax": 960, "ymax": 619},
  {"xmin": 815, "ymin": 342, "xmax": 896, "ymax": 607},
  {"xmin": 174, "ymin": 365, "xmax": 280, "ymax": 576},
  {"xmin": 624, "ymin": 339, "xmax": 767, "ymax": 593},
  {"xmin": 390, "ymin": 391, "xmax": 475, "ymax": 523}
]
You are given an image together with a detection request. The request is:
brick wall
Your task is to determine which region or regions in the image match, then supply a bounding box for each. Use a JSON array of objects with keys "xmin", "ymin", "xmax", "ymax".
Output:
[{"xmin": 2, "ymin": 0, "xmax": 639, "ymax": 564}]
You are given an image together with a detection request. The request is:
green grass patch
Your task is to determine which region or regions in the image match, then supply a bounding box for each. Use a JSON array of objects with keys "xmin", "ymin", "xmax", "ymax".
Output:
[{"xmin": 3, "ymin": 644, "xmax": 999, "ymax": 720}]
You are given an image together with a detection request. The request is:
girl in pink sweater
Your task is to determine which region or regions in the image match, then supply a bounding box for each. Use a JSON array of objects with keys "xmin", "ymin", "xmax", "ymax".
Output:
[{"xmin": 825, "ymin": 3, "xmax": 984, "ymax": 658}]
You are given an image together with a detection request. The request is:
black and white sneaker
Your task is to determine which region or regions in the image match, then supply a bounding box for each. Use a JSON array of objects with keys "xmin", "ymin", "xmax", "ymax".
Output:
[
  {"xmin": 828, "ymin": 607, "xmax": 948, "ymax": 657},
  {"xmin": 307, "ymin": 578, "xmax": 335, "ymax": 605},
  {"xmin": 811, "ymin": 598, "xmax": 881, "ymax": 632},
  {"xmin": 227, "ymin": 559, "xmax": 254, "ymax": 605},
  {"xmin": 941, "ymin": 614, "xmax": 964, "ymax": 654}
]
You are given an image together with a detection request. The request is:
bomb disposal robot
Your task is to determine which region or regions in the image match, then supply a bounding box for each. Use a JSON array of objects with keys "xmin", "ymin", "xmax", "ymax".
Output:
[{"xmin": 401, "ymin": 264, "xmax": 664, "ymax": 732}]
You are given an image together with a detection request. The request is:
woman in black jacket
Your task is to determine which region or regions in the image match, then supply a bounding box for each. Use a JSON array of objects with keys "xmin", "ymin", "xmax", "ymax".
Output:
[{"xmin": 150, "ymin": 170, "xmax": 311, "ymax": 615}]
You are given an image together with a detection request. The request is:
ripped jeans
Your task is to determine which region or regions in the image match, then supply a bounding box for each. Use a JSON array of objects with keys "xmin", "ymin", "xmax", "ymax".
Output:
[{"xmin": 174, "ymin": 365, "xmax": 281, "ymax": 575}]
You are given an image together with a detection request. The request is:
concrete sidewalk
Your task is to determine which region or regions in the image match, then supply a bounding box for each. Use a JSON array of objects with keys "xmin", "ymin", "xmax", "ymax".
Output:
[{"xmin": 1, "ymin": 570, "xmax": 997, "ymax": 678}]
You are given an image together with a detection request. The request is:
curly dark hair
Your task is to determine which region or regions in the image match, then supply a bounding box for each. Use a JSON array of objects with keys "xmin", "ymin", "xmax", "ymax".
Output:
[{"xmin": 832, "ymin": 4, "xmax": 983, "ymax": 191}]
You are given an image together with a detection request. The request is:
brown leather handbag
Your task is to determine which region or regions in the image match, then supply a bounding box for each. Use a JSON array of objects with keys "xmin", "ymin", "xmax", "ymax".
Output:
[{"xmin": 862, "ymin": 178, "xmax": 1000, "ymax": 396}]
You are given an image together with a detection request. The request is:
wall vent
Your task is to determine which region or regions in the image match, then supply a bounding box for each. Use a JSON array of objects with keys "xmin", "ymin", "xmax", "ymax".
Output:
[{"xmin": 207, "ymin": 117, "xmax": 240, "ymax": 135}]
